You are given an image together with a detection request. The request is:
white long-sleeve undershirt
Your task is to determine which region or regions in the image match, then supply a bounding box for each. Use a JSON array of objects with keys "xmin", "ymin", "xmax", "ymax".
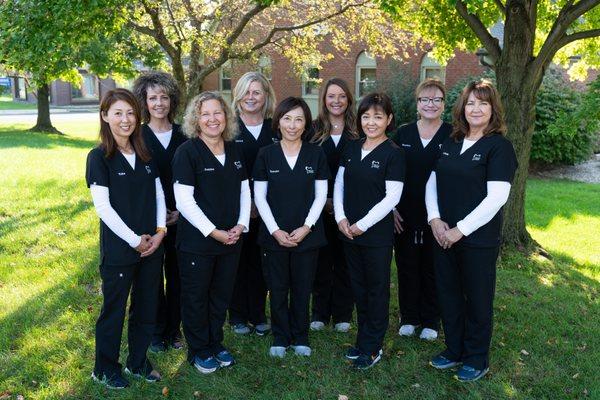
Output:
[
  {"xmin": 254, "ymin": 179, "xmax": 327, "ymax": 234},
  {"xmin": 333, "ymin": 166, "xmax": 404, "ymax": 232},
  {"xmin": 425, "ymin": 171, "xmax": 512, "ymax": 236},
  {"xmin": 90, "ymin": 177, "xmax": 166, "ymax": 248},
  {"xmin": 174, "ymin": 180, "xmax": 251, "ymax": 237}
]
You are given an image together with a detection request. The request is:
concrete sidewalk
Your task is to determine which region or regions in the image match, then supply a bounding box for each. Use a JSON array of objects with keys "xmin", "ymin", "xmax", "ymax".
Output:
[{"xmin": 0, "ymin": 105, "xmax": 99, "ymax": 116}]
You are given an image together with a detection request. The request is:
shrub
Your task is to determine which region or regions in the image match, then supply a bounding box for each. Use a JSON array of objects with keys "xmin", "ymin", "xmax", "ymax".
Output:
[{"xmin": 377, "ymin": 62, "xmax": 419, "ymax": 128}]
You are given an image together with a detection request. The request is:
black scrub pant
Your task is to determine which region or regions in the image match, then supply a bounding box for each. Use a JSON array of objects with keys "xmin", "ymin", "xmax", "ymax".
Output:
[
  {"xmin": 433, "ymin": 242, "xmax": 499, "ymax": 370},
  {"xmin": 394, "ymin": 228, "xmax": 439, "ymax": 330},
  {"xmin": 179, "ymin": 250, "xmax": 240, "ymax": 361},
  {"xmin": 153, "ymin": 230, "xmax": 182, "ymax": 344},
  {"xmin": 262, "ymin": 249, "xmax": 318, "ymax": 347},
  {"xmin": 229, "ymin": 218, "xmax": 268, "ymax": 326},
  {"xmin": 343, "ymin": 243, "xmax": 392, "ymax": 356},
  {"xmin": 94, "ymin": 256, "xmax": 162, "ymax": 379},
  {"xmin": 311, "ymin": 214, "xmax": 354, "ymax": 324}
]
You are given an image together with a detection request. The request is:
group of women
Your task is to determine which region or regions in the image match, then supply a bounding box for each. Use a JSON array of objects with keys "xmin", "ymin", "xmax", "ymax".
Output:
[{"xmin": 86, "ymin": 69, "xmax": 516, "ymax": 389}]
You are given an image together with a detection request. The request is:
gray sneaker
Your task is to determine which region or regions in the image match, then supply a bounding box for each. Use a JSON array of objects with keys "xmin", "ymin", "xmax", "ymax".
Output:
[
  {"xmin": 232, "ymin": 323, "xmax": 252, "ymax": 335},
  {"xmin": 255, "ymin": 323, "xmax": 271, "ymax": 336}
]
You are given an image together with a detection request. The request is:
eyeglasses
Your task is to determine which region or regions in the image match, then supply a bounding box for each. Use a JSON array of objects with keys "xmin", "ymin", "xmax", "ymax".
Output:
[{"xmin": 418, "ymin": 97, "xmax": 444, "ymax": 105}]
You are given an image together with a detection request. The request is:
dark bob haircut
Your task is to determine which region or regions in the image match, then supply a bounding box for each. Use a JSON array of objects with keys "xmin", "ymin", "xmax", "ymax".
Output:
[
  {"xmin": 272, "ymin": 97, "xmax": 313, "ymax": 140},
  {"xmin": 132, "ymin": 71, "xmax": 181, "ymax": 124},
  {"xmin": 356, "ymin": 92, "xmax": 395, "ymax": 136}
]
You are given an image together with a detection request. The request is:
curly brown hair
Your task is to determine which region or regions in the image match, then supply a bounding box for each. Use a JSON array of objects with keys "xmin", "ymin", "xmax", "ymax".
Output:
[{"xmin": 133, "ymin": 71, "xmax": 181, "ymax": 123}]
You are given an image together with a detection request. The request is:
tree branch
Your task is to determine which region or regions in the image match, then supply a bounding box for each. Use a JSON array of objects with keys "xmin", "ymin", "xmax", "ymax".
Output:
[
  {"xmin": 455, "ymin": 0, "xmax": 501, "ymax": 62},
  {"xmin": 556, "ymin": 28, "xmax": 600, "ymax": 48},
  {"xmin": 181, "ymin": 0, "xmax": 204, "ymax": 32}
]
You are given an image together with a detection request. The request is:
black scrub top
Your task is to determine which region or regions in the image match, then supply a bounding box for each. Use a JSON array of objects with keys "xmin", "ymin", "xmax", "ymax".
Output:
[
  {"xmin": 85, "ymin": 146, "xmax": 163, "ymax": 266},
  {"xmin": 171, "ymin": 138, "xmax": 247, "ymax": 255},
  {"xmin": 340, "ymin": 138, "xmax": 405, "ymax": 247},
  {"xmin": 234, "ymin": 117, "xmax": 279, "ymax": 196},
  {"xmin": 253, "ymin": 142, "xmax": 330, "ymax": 252},
  {"xmin": 392, "ymin": 122, "xmax": 451, "ymax": 229},
  {"xmin": 142, "ymin": 123, "xmax": 187, "ymax": 211},
  {"xmin": 435, "ymin": 133, "xmax": 517, "ymax": 248},
  {"xmin": 306, "ymin": 128, "xmax": 355, "ymax": 198}
]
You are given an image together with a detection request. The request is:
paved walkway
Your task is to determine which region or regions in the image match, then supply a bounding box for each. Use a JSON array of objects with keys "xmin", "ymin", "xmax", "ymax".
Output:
[
  {"xmin": 0, "ymin": 105, "xmax": 98, "ymax": 116},
  {"xmin": 534, "ymin": 154, "xmax": 600, "ymax": 184}
]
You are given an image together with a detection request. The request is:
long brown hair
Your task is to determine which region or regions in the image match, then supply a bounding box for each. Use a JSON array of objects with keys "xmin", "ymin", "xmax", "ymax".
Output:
[
  {"xmin": 451, "ymin": 79, "xmax": 506, "ymax": 140},
  {"xmin": 311, "ymin": 78, "xmax": 358, "ymax": 144},
  {"xmin": 99, "ymin": 88, "xmax": 151, "ymax": 162}
]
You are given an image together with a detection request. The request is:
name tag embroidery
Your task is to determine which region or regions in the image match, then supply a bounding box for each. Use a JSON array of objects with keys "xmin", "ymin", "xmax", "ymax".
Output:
[
  {"xmin": 145, "ymin": 165, "xmax": 152, "ymax": 174},
  {"xmin": 442, "ymin": 152, "xmax": 449, "ymax": 156},
  {"xmin": 269, "ymin": 169, "xmax": 280, "ymax": 174},
  {"xmin": 234, "ymin": 161, "xmax": 242, "ymax": 169},
  {"xmin": 371, "ymin": 161, "xmax": 380, "ymax": 169},
  {"xmin": 204, "ymin": 168, "xmax": 215, "ymax": 171},
  {"xmin": 305, "ymin": 166, "xmax": 314, "ymax": 174},
  {"xmin": 472, "ymin": 154, "xmax": 481, "ymax": 161},
  {"xmin": 235, "ymin": 139, "xmax": 244, "ymax": 143},
  {"xmin": 117, "ymin": 172, "xmax": 126, "ymax": 176},
  {"xmin": 401, "ymin": 144, "xmax": 411, "ymax": 147}
]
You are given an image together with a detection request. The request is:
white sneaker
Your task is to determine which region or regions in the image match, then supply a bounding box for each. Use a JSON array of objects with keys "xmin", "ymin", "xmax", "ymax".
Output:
[
  {"xmin": 398, "ymin": 324, "xmax": 417, "ymax": 336},
  {"xmin": 334, "ymin": 322, "xmax": 351, "ymax": 332},
  {"xmin": 310, "ymin": 321, "xmax": 325, "ymax": 331},
  {"xmin": 269, "ymin": 346, "xmax": 287, "ymax": 358},
  {"xmin": 291, "ymin": 345, "xmax": 312, "ymax": 356},
  {"xmin": 419, "ymin": 328, "xmax": 438, "ymax": 341}
]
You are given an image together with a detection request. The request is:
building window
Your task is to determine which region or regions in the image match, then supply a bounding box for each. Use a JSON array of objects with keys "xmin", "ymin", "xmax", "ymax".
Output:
[
  {"xmin": 72, "ymin": 73, "xmax": 99, "ymax": 101},
  {"xmin": 258, "ymin": 54, "xmax": 272, "ymax": 81},
  {"xmin": 356, "ymin": 51, "xmax": 377, "ymax": 99},
  {"xmin": 220, "ymin": 61, "xmax": 232, "ymax": 92},
  {"xmin": 302, "ymin": 67, "xmax": 320, "ymax": 96},
  {"xmin": 420, "ymin": 53, "xmax": 446, "ymax": 82}
]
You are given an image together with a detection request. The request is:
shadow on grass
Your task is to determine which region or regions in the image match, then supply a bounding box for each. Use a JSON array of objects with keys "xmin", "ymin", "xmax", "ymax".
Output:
[
  {"xmin": 0, "ymin": 126, "xmax": 97, "ymax": 150},
  {"xmin": 525, "ymin": 178, "xmax": 600, "ymax": 229}
]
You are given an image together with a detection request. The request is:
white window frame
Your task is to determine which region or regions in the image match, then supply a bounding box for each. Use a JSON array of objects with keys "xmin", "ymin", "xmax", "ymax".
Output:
[{"xmin": 355, "ymin": 51, "xmax": 377, "ymax": 100}]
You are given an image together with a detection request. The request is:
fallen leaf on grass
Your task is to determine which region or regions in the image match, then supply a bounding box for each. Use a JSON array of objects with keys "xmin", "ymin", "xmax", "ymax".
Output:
[
  {"xmin": 193, "ymin": 391, "xmax": 203, "ymax": 398},
  {"xmin": 162, "ymin": 386, "xmax": 169, "ymax": 396},
  {"xmin": 572, "ymin": 373, "xmax": 580, "ymax": 379},
  {"xmin": 520, "ymin": 349, "xmax": 530, "ymax": 356},
  {"xmin": 0, "ymin": 392, "xmax": 11, "ymax": 400},
  {"xmin": 577, "ymin": 343, "xmax": 587, "ymax": 351},
  {"xmin": 17, "ymin": 395, "xmax": 24, "ymax": 400},
  {"xmin": 412, "ymin": 383, "xmax": 420, "ymax": 388},
  {"xmin": 338, "ymin": 395, "xmax": 349, "ymax": 400},
  {"xmin": 583, "ymin": 389, "xmax": 589, "ymax": 396}
]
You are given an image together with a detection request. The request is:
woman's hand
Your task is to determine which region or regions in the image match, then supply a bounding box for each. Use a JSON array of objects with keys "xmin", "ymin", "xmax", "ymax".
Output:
[
  {"xmin": 393, "ymin": 209, "xmax": 404, "ymax": 234},
  {"xmin": 289, "ymin": 225, "xmax": 311, "ymax": 243},
  {"xmin": 337, "ymin": 218, "xmax": 353, "ymax": 240},
  {"xmin": 349, "ymin": 223, "xmax": 364, "ymax": 237},
  {"xmin": 166, "ymin": 209, "xmax": 180, "ymax": 226},
  {"xmin": 441, "ymin": 227, "xmax": 463, "ymax": 249},
  {"xmin": 272, "ymin": 229, "xmax": 298, "ymax": 247},
  {"xmin": 227, "ymin": 224, "xmax": 245, "ymax": 244},
  {"xmin": 135, "ymin": 234, "xmax": 152, "ymax": 253},
  {"xmin": 430, "ymin": 218, "xmax": 449, "ymax": 247},
  {"xmin": 141, "ymin": 231, "xmax": 165, "ymax": 257},
  {"xmin": 210, "ymin": 229, "xmax": 233, "ymax": 245},
  {"xmin": 324, "ymin": 198, "xmax": 334, "ymax": 215}
]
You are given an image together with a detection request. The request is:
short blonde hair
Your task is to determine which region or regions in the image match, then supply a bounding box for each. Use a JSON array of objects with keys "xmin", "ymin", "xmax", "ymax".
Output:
[
  {"xmin": 231, "ymin": 71, "xmax": 276, "ymax": 119},
  {"xmin": 183, "ymin": 91, "xmax": 238, "ymax": 141}
]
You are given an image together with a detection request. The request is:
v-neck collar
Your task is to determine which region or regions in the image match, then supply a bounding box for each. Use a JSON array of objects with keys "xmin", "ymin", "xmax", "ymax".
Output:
[
  {"xmin": 359, "ymin": 137, "xmax": 387, "ymax": 162},
  {"xmin": 117, "ymin": 150, "xmax": 136, "ymax": 172},
  {"xmin": 195, "ymin": 137, "xmax": 228, "ymax": 168},
  {"xmin": 145, "ymin": 124, "xmax": 174, "ymax": 151},
  {"xmin": 457, "ymin": 137, "xmax": 483, "ymax": 157},
  {"xmin": 278, "ymin": 141, "xmax": 304, "ymax": 171},
  {"xmin": 240, "ymin": 117, "xmax": 267, "ymax": 142},
  {"xmin": 415, "ymin": 122, "xmax": 444, "ymax": 150}
]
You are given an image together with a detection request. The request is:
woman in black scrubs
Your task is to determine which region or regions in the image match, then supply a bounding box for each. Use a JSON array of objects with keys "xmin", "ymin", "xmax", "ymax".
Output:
[
  {"xmin": 133, "ymin": 72, "xmax": 187, "ymax": 352},
  {"xmin": 229, "ymin": 71, "xmax": 278, "ymax": 336},
  {"xmin": 172, "ymin": 91, "xmax": 250, "ymax": 374},
  {"xmin": 392, "ymin": 78, "xmax": 451, "ymax": 341},
  {"xmin": 308, "ymin": 78, "xmax": 358, "ymax": 333},
  {"xmin": 426, "ymin": 80, "xmax": 517, "ymax": 381},
  {"xmin": 333, "ymin": 93, "xmax": 405, "ymax": 369},
  {"xmin": 253, "ymin": 97, "xmax": 329, "ymax": 358},
  {"xmin": 86, "ymin": 88, "xmax": 166, "ymax": 389}
]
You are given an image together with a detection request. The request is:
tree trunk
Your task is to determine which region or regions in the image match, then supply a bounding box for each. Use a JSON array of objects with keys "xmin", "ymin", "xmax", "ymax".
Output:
[{"xmin": 29, "ymin": 82, "xmax": 61, "ymax": 134}]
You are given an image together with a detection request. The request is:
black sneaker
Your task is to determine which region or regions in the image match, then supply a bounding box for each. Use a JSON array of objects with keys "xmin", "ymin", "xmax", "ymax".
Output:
[
  {"xmin": 345, "ymin": 346, "xmax": 361, "ymax": 360},
  {"xmin": 353, "ymin": 351, "xmax": 382, "ymax": 370},
  {"xmin": 124, "ymin": 364, "xmax": 161, "ymax": 383},
  {"xmin": 91, "ymin": 372, "xmax": 130, "ymax": 389},
  {"xmin": 149, "ymin": 341, "xmax": 167, "ymax": 353},
  {"xmin": 169, "ymin": 338, "xmax": 185, "ymax": 350}
]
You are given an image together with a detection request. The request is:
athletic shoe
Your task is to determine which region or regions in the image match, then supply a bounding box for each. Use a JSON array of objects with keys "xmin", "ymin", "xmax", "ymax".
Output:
[
  {"xmin": 269, "ymin": 346, "xmax": 287, "ymax": 358},
  {"xmin": 334, "ymin": 322, "xmax": 351, "ymax": 332},
  {"xmin": 255, "ymin": 323, "xmax": 271, "ymax": 336},
  {"xmin": 124, "ymin": 366, "xmax": 161, "ymax": 383},
  {"xmin": 232, "ymin": 323, "xmax": 252, "ymax": 335},
  {"xmin": 291, "ymin": 345, "xmax": 312, "ymax": 356},
  {"xmin": 419, "ymin": 328, "xmax": 438, "ymax": 341},
  {"xmin": 454, "ymin": 365, "xmax": 489, "ymax": 382},
  {"xmin": 169, "ymin": 338, "xmax": 185, "ymax": 350},
  {"xmin": 215, "ymin": 350, "xmax": 236, "ymax": 367},
  {"xmin": 149, "ymin": 341, "xmax": 167, "ymax": 353},
  {"xmin": 429, "ymin": 354, "xmax": 461, "ymax": 370},
  {"xmin": 398, "ymin": 324, "xmax": 417, "ymax": 336},
  {"xmin": 353, "ymin": 351, "xmax": 382, "ymax": 370},
  {"xmin": 310, "ymin": 321, "xmax": 325, "ymax": 331},
  {"xmin": 345, "ymin": 346, "xmax": 361, "ymax": 360},
  {"xmin": 192, "ymin": 355, "xmax": 219, "ymax": 374},
  {"xmin": 91, "ymin": 372, "xmax": 130, "ymax": 389}
]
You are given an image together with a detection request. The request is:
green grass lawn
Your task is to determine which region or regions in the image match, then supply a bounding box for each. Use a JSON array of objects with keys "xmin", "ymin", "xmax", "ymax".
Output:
[
  {"xmin": 0, "ymin": 94, "xmax": 37, "ymax": 111},
  {"xmin": 0, "ymin": 119, "xmax": 598, "ymax": 399}
]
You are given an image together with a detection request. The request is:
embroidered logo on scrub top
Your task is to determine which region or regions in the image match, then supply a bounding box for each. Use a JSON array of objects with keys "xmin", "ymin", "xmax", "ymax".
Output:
[
  {"xmin": 442, "ymin": 152, "xmax": 449, "ymax": 156},
  {"xmin": 117, "ymin": 172, "xmax": 126, "ymax": 176},
  {"xmin": 145, "ymin": 165, "xmax": 152, "ymax": 174},
  {"xmin": 235, "ymin": 139, "xmax": 244, "ymax": 143},
  {"xmin": 204, "ymin": 168, "xmax": 215, "ymax": 171},
  {"xmin": 272, "ymin": 138, "xmax": 279, "ymax": 143},
  {"xmin": 401, "ymin": 144, "xmax": 411, "ymax": 147},
  {"xmin": 305, "ymin": 166, "xmax": 314, "ymax": 174},
  {"xmin": 269, "ymin": 169, "xmax": 279, "ymax": 174},
  {"xmin": 472, "ymin": 154, "xmax": 481, "ymax": 161},
  {"xmin": 371, "ymin": 161, "xmax": 380, "ymax": 169},
  {"xmin": 234, "ymin": 161, "xmax": 242, "ymax": 169}
]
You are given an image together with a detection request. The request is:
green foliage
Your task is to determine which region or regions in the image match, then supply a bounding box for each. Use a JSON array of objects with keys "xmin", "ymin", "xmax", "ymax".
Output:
[
  {"xmin": 532, "ymin": 72, "xmax": 600, "ymax": 165},
  {"xmin": 378, "ymin": 62, "xmax": 419, "ymax": 127}
]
